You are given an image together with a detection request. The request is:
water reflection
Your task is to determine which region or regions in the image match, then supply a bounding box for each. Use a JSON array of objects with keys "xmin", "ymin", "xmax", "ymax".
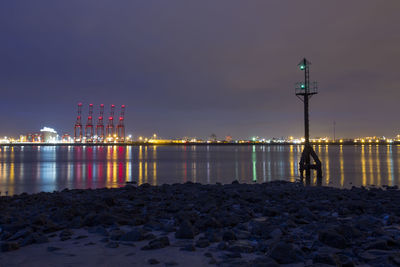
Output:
[{"xmin": 1, "ymin": 144, "xmax": 400, "ymax": 195}]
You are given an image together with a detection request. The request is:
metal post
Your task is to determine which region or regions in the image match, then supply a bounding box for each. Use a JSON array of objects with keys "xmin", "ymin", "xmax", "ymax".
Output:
[{"xmin": 295, "ymin": 58, "xmax": 322, "ymax": 185}]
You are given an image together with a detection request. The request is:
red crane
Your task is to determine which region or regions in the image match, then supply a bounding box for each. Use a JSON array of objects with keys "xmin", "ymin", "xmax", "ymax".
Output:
[
  {"xmin": 85, "ymin": 104, "xmax": 94, "ymax": 142},
  {"xmin": 96, "ymin": 104, "xmax": 105, "ymax": 142},
  {"xmin": 106, "ymin": 104, "xmax": 115, "ymax": 141},
  {"xmin": 74, "ymin": 103, "xmax": 83, "ymax": 142},
  {"xmin": 116, "ymin": 105, "xmax": 125, "ymax": 142}
]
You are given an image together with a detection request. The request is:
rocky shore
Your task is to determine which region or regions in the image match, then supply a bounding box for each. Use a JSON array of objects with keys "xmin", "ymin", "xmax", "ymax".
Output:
[{"xmin": 1, "ymin": 181, "xmax": 400, "ymax": 266}]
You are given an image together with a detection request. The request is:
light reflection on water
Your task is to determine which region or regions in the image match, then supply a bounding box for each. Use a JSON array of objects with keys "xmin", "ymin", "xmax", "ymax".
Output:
[{"xmin": 0, "ymin": 145, "xmax": 400, "ymax": 195}]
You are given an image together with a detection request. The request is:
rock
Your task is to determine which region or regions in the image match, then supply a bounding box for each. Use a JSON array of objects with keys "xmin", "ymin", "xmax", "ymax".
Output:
[
  {"xmin": 224, "ymin": 252, "xmax": 242, "ymax": 258},
  {"xmin": 208, "ymin": 258, "xmax": 217, "ymax": 264},
  {"xmin": 88, "ymin": 226, "xmax": 109, "ymax": 236},
  {"xmin": 217, "ymin": 242, "xmax": 228, "ymax": 250},
  {"xmin": 204, "ymin": 252, "xmax": 213, "ymax": 257},
  {"xmin": 365, "ymin": 240, "xmax": 389, "ymax": 250},
  {"xmin": 269, "ymin": 242, "xmax": 304, "ymax": 264},
  {"xmin": 180, "ymin": 244, "xmax": 196, "ymax": 251},
  {"xmin": 263, "ymin": 208, "xmax": 280, "ymax": 217},
  {"xmin": 165, "ymin": 261, "xmax": 178, "ymax": 266},
  {"xmin": 144, "ymin": 233, "xmax": 156, "ymax": 240},
  {"xmin": 141, "ymin": 236, "xmax": 170, "ymax": 250},
  {"xmin": 147, "ymin": 258, "xmax": 160, "ymax": 265},
  {"xmin": 47, "ymin": 246, "xmax": 61, "ymax": 252},
  {"xmin": 175, "ymin": 220, "xmax": 195, "ymax": 239},
  {"xmin": 205, "ymin": 230, "xmax": 221, "ymax": 243},
  {"xmin": 269, "ymin": 228, "xmax": 282, "ymax": 241},
  {"xmin": 195, "ymin": 238, "xmax": 210, "ymax": 248},
  {"xmin": 75, "ymin": 235, "xmax": 88, "ymax": 240},
  {"xmin": 318, "ymin": 229, "xmax": 347, "ymax": 249},
  {"xmin": 234, "ymin": 230, "xmax": 251, "ymax": 240},
  {"xmin": 8, "ymin": 228, "xmax": 31, "ymax": 241},
  {"xmin": 1, "ymin": 241, "xmax": 19, "ymax": 252},
  {"xmin": 222, "ymin": 230, "xmax": 236, "ymax": 241},
  {"xmin": 59, "ymin": 229, "xmax": 73, "ymax": 241},
  {"xmin": 250, "ymin": 256, "xmax": 279, "ymax": 267},
  {"xmin": 228, "ymin": 240, "xmax": 255, "ymax": 253},
  {"xmin": 59, "ymin": 229, "xmax": 73, "ymax": 238},
  {"xmin": 109, "ymin": 229, "xmax": 125, "ymax": 240},
  {"xmin": 106, "ymin": 242, "xmax": 119, "ymax": 248},
  {"xmin": 389, "ymin": 253, "xmax": 400, "ymax": 265},
  {"xmin": 313, "ymin": 253, "xmax": 338, "ymax": 265},
  {"xmin": 120, "ymin": 228, "xmax": 145, "ymax": 242}
]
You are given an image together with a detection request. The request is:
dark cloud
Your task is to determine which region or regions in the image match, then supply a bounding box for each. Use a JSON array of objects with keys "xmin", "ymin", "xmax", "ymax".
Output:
[{"xmin": 0, "ymin": 0, "xmax": 399, "ymax": 139}]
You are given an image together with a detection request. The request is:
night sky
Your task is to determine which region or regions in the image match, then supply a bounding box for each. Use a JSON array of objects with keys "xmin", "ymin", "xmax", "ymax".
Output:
[{"xmin": 1, "ymin": 1, "xmax": 400, "ymax": 139}]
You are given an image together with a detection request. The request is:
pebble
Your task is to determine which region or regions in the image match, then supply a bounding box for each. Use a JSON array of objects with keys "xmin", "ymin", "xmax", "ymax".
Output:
[
  {"xmin": 1, "ymin": 181, "xmax": 400, "ymax": 266},
  {"xmin": 175, "ymin": 220, "xmax": 195, "ymax": 239},
  {"xmin": 147, "ymin": 258, "xmax": 160, "ymax": 265}
]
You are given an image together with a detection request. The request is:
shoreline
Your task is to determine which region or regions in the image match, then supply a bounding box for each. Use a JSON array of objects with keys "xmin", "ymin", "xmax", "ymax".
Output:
[
  {"xmin": 1, "ymin": 181, "xmax": 400, "ymax": 266},
  {"xmin": 0, "ymin": 142, "xmax": 398, "ymax": 147}
]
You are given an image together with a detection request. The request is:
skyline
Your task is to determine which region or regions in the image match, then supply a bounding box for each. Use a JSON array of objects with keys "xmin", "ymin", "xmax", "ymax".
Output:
[{"xmin": 1, "ymin": 1, "xmax": 400, "ymax": 139}]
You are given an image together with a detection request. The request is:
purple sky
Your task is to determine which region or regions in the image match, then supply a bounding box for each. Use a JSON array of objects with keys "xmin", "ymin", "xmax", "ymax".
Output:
[{"xmin": 1, "ymin": 1, "xmax": 400, "ymax": 139}]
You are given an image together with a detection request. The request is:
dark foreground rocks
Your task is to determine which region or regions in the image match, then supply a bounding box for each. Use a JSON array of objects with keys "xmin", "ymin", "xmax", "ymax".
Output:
[{"xmin": 2, "ymin": 181, "xmax": 400, "ymax": 266}]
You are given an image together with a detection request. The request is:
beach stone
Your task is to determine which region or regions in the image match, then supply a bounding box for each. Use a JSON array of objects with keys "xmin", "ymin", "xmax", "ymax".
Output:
[
  {"xmin": 75, "ymin": 235, "xmax": 88, "ymax": 240},
  {"xmin": 144, "ymin": 233, "xmax": 156, "ymax": 240},
  {"xmin": 106, "ymin": 241, "xmax": 119, "ymax": 248},
  {"xmin": 180, "ymin": 244, "xmax": 196, "ymax": 251},
  {"xmin": 88, "ymin": 226, "xmax": 109, "ymax": 236},
  {"xmin": 8, "ymin": 228, "xmax": 31, "ymax": 241},
  {"xmin": 175, "ymin": 220, "xmax": 195, "ymax": 239},
  {"xmin": 365, "ymin": 240, "xmax": 389, "ymax": 250},
  {"xmin": 223, "ymin": 252, "xmax": 242, "ymax": 258},
  {"xmin": 269, "ymin": 228, "xmax": 282, "ymax": 241},
  {"xmin": 109, "ymin": 229, "xmax": 125, "ymax": 240},
  {"xmin": 59, "ymin": 229, "xmax": 73, "ymax": 241},
  {"xmin": 228, "ymin": 240, "xmax": 255, "ymax": 253},
  {"xmin": 195, "ymin": 238, "xmax": 210, "ymax": 248},
  {"xmin": 217, "ymin": 242, "xmax": 228, "ymax": 250},
  {"xmin": 234, "ymin": 230, "xmax": 251, "ymax": 240},
  {"xmin": 313, "ymin": 253, "xmax": 338, "ymax": 265},
  {"xmin": 263, "ymin": 207, "xmax": 280, "ymax": 217},
  {"xmin": 147, "ymin": 258, "xmax": 160, "ymax": 265},
  {"xmin": 389, "ymin": 253, "xmax": 400, "ymax": 265},
  {"xmin": 165, "ymin": 261, "xmax": 179, "ymax": 266},
  {"xmin": 318, "ymin": 229, "xmax": 347, "ymax": 249},
  {"xmin": 32, "ymin": 233, "xmax": 49, "ymax": 244},
  {"xmin": 269, "ymin": 242, "xmax": 304, "ymax": 264},
  {"xmin": 1, "ymin": 241, "xmax": 19, "ymax": 252},
  {"xmin": 204, "ymin": 252, "xmax": 213, "ymax": 257},
  {"xmin": 222, "ymin": 230, "xmax": 236, "ymax": 241},
  {"xmin": 141, "ymin": 236, "xmax": 170, "ymax": 250},
  {"xmin": 208, "ymin": 258, "xmax": 217, "ymax": 264},
  {"xmin": 20, "ymin": 235, "xmax": 34, "ymax": 246},
  {"xmin": 250, "ymin": 256, "xmax": 279, "ymax": 267},
  {"xmin": 120, "ymin": 228, "xmax": 145, "ymax": 242},
  {"xmin": 205, "ymin": 230, "xmax": 221, "ymax": 243},
  {"xmin": 47, "ymin": 246, "xmax": 61, "ymax": 252}
]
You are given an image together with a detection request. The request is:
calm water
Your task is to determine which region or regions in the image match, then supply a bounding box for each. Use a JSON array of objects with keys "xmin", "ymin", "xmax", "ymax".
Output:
[{"xmin": 0, "ymin": 145, "xmax": 399, "ymax": 195}]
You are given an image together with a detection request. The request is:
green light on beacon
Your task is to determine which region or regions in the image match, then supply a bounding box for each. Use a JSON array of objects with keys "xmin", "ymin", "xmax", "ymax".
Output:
[
  {"xmin": 300, "ymin": 65, "xmax": 305, "ymax": 70},
  {"xmin": 301, "ymin": 84, "xmax": 305, "ymax": 89}
]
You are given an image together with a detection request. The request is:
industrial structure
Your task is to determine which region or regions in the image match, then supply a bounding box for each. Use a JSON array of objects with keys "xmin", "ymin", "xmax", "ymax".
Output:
[
  {"xmin": 74, "ymin": 103, "xmax": 83, "ymax": 142},
  {"xmin": 116, "ymin": 105, "xmax": 125, "ymax": 142},
  {"xmin": 106, "ymin": 104, "xmax": 115, "ymax": 141},
  {"xmin": 73, "ymin": 103, "xmax": 126, "ymax": 143},
  {"xmin": 295, "ymin": 58, "xmax": 322, "ymax": 185},
  {"xmin": 96, "ymin": 104, "xmax": 105, "ymax": 142},
  {"xmin": 85, "ymin": 104, "xmax": 94, "ymax": 142}
]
